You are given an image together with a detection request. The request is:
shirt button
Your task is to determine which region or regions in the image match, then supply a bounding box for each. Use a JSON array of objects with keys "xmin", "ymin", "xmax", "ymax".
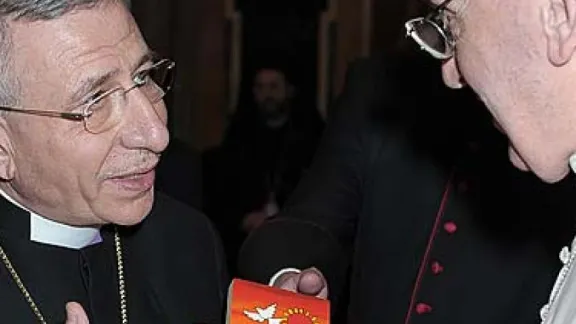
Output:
[
  {"xmin": 431, "ymin": 261, "xmax": 444, "ymax": 275},
  {"xmin": 416, "ymin": 303, "xmax": 433, "ymax": 314},
  {"xmin": 444, "ymin": 221, "xmax": 457, "ymax": 234}
]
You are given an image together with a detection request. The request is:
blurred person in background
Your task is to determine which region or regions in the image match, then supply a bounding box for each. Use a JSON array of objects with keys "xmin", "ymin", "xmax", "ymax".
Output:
[{"xmin": 203, "ymin": 61, "xmax": 324, "ymax": 276}]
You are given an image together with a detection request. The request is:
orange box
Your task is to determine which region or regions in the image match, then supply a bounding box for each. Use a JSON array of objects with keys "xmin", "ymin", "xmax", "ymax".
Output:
[{"xmin": 227, "ymin": 278, "xmax": 330, "ymax": 324}]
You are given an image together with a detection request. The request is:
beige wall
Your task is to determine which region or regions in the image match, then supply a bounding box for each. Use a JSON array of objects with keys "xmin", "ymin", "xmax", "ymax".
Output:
[{"xmin": 132, "ymin": 0, "xmax": 228, "ymax": 150}]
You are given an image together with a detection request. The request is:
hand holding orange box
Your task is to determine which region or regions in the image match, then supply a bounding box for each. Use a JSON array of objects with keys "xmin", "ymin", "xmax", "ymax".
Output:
[{"xmin": 227, "ymin": 278, "xmax": 330, "ymax": 324}]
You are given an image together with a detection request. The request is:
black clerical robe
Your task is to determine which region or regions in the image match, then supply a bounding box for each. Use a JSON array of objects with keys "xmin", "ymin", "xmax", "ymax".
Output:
[
  {"xmin": 0, "ymin": 192, "xmax": 228, "ymax": 324},
  {"xmin": 238, "ymin": 55, "xmax": 576, "ymax": 324}
]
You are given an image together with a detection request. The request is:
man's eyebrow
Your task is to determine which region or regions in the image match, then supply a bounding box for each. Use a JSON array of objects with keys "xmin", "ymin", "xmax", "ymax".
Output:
[
  {"xmin": 437, "ymin": 0, "xmax": 454, "ymax": 9},
  {"xmin": 69, "ymin": 51, "xmax": 156, "ymax": 105},
  {"xmin": 436, "ymin": 0, "xmax": 458, "ymax": 13},
  {"xmin": 131, "ymin": 51, "xmax": 155, "ymax": 72},
  {"xmin": 70, "ymin": 69, "xmax": 120, "ymax": 104},
  {"xmin": 416, "ymin": 0, "xmax": 456, "ymax": 16}
]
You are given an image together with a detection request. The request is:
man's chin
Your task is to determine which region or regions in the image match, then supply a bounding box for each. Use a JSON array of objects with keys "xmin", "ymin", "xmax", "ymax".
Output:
[
  {"xmin": 99, "ymin": 189, "xmax": 154, "ymax": 226},
  {"xmin": 113, "ymin": 210, "xmax": 150, "ymax": 226},
  {"xmin": 507, "ymin": 145, "xmax": 573, "ymax": 183}
]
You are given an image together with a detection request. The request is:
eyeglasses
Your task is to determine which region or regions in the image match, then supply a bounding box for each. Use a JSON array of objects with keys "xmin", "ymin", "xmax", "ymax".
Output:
[
  {"xmin": 404, "ymin": 0, "xmax": 455, "ymax": 60},
  {"xmin": 0, "ymin": 58, "xmax": 176, "ymax": 134}
]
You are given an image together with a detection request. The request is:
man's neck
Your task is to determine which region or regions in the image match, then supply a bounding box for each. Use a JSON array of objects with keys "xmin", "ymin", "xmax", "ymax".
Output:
[{"xmin": 0, "ymin": 187, "xmax": 102, "ymax": 249}]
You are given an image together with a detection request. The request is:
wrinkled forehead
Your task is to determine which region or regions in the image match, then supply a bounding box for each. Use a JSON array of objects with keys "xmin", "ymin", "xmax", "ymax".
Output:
[
  {"xmin": 7, "ymin": 2, "xmax": 148, "ymax": 106},
  {"xmin": 11, "ymin": 2, "xmax": 145, "ymax": 67}
]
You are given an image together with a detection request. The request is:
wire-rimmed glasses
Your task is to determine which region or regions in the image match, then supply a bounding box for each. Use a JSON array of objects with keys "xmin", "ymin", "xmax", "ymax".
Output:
[
  {"xmin": 0, "ymin": 58, "xmax": 175, "ymax": 133},
  {"xmin": 404, "ymin": 0, "xmax": 455, "ymax": 60}
]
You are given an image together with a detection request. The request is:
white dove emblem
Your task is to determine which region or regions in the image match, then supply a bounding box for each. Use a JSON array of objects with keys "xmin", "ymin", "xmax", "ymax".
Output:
[{"xmin": 243, "ymin": 303, "xmax": 285, "ymax": 324}]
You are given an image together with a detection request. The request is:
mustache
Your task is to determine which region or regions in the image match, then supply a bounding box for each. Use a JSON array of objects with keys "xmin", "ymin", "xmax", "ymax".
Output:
[{"xmin": 101, "ymin": 152, "xmax": 161, "ymax": 179}]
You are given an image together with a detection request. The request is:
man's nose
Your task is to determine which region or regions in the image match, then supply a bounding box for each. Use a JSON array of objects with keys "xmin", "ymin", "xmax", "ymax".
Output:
[{"xmin": 118, "ymin": 89, "xmax": 169, "ymax": 153}]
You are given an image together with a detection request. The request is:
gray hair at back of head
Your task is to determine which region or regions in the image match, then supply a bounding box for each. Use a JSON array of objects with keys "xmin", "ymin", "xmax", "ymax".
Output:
[{"xmin": 0, "ymin": 0, "xmax": 128, "ymax": 107}]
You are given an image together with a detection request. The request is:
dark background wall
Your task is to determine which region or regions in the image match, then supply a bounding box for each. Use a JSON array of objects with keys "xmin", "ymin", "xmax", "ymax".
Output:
[{"xmin": 131, "ymin": 0, "xmax": 413, "ymax": 150}]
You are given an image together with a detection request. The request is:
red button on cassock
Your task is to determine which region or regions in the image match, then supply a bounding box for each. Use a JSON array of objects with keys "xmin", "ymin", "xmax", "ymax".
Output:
[
  {"xmin": 431, "ymin": 261, "xmax": 444, "ymax": 275},
  {"xmin": 416, "ymin": 303, "xmax": 433, "ymax": 314},
  {"xmin": 444, "ymin": 221, "xmax": 457, "ymax": 234}
]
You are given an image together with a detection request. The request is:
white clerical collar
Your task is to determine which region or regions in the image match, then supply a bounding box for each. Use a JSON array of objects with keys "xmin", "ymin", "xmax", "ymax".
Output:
[
  {"xmin": 0, "ymin": 188, "xmax": 102, "ymax": 249},
  {"xmin": 540, "ymin": 156, "xmax": 576, "ymax": 324}
]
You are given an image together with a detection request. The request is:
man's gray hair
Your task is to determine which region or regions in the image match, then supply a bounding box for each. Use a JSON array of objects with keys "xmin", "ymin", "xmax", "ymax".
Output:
[{"xmin": 0, "ymin": 0, "xmax": 127, "ymax": 107}]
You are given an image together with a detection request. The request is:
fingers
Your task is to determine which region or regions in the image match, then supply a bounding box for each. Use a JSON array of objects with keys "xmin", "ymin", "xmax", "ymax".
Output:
[
  {"xmin": 296, "ymin": 268, "xmax": 328, "ymax": 299},
  {"xmin": 271, "ymin": 267, "xmax": 329, "ymax": 299},
  {"xmin": 273, "ymin": 271, "xmax": 300, "ymax": 292},
  {"xmin": 65, "ymin": 302, "xmax": 90, "ymax": 324}
]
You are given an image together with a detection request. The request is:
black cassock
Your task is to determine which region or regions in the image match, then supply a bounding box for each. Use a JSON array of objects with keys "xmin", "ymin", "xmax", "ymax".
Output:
[
  {"xmin": 238, "ymin": 55, "xmax": 576, "ymax": 324},
  {"xmin": 0, "ymin": 192, "xmax": 228, "ymax": 324}
]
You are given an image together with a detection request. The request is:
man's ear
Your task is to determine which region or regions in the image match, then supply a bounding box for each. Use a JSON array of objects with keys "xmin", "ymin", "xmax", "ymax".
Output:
[
  {"xmin": 441, "ymin": 57, "xmax": 466, "ymax": 89},
  {"xmin": 0, "ymin": 122, "xmax": 15, "ymax": 181},
  {"xmin": 542, "ymin": 0, "xmax": 576, "ymax": 66}
]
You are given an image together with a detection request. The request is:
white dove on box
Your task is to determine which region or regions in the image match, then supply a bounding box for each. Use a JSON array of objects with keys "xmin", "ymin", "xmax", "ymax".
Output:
[{"xmin": 243, "ymin": 303, "xmax": 285, "ymax": 324}]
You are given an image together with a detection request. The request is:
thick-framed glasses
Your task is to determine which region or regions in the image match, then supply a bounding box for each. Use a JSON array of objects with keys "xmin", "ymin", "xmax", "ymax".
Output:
[
  {"xmin": 0, "ymin": 58, "xmax": 176, "ymax": 134},
  {"xmin": 405, "ymin": 0, "xmax": 455, "ymax": 60}
]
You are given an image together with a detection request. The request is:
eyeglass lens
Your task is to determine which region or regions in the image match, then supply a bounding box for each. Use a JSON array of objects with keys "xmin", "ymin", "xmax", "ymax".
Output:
[
  {"xmin": 84, "ymin": 61, "xmax": 174, "ymax": 133},
  {"xmin": 413, "ymin": 20, "xmax": 448, "ymax": 55}
]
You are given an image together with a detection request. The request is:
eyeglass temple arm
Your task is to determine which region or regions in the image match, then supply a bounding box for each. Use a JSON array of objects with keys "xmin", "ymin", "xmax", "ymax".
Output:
[
  {"xmin": 0, "ymin": 59, "xmax": 175, "ymax": 122},
  {"xmin": 0, "ymin": 106, "xmax": 85, "ymax": 121}
]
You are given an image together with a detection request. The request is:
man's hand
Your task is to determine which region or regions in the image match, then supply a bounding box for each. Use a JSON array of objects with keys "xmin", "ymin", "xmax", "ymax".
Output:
[
  {"xmin": 65, "ymin": 302, "xmax": 89, "ymax": 324},
  {"xmin": 272, "ymin": 267, "xmax": 328, "ymax": 299}
]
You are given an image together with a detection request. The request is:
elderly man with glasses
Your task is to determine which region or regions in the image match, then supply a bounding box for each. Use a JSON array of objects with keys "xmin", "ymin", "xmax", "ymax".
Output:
[
  {"xmin": 0, "ymin": 0, "xmax": 227, "ymax": 323},
  {"xmin": 237, "ymin": 0, "xmax": 576, "ymax": 323},
  {"xmin": 408, "ymin": 0, "xmax": 576, "ymax": 323}
]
